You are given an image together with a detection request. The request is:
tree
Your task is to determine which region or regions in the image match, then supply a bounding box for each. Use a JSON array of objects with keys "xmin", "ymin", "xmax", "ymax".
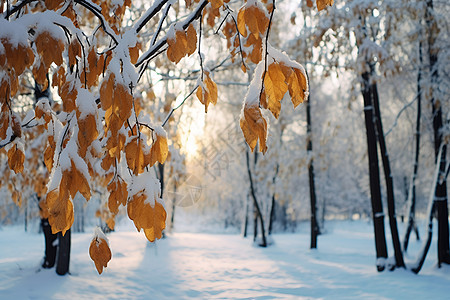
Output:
[{"xmin": 0, "ymin": 0, "xmax": 322, "ymax": 274}]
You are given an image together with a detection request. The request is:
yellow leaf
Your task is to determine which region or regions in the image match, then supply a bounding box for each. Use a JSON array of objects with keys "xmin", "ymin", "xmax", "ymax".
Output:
[
  {"xmin": 108, "ymin": 177, "xmax": 128, "ymax": 214},
  {"xmin": 237, "ymin": 8, "xmax": 247, "ymax": 37},
  {"xmin": 145, "ymin": 129, "xmax": 169, "ymax": 167},
  {"xmin": 127, "ymin": 192, "xmax": 166, "ymax": 242},
  {"xmin": 208, "ymin": 0, "xmax": 223, "ymax": 9},
  {"xmin": 77, "ymin": 114, "xmax": 98, "ymax": 157},
  {"xmin": 70, "ymin": 160, "xmax": 91, "ymax": 200},
  {"xmin": 125, "ymin": 137, "xmax": 146, "ymax": 175},
  {"xmin": 317, "ymin": 0, "xmax": 334, "ymax": 11},
  {"xmin": 100, "ymin": 73, "xmax": 115, "ymax": 111},
  {"xmin": 196, "ymin": 71, "xmax": 218, "ymax": 113},
  {"xmin": 240, "ymin": 103, "xmax": 268, "ymax": 154},
  {"xmin": 44, "ymin": 136, "xmax": 55, "ymax": 172},
  {"xmin": 11, "ymin": 114, "xmax": 21, "ymax": 138},
  {"xmin": 7, "ymin": 144, "xmax": 25, "ymax": 174},
  {"xmin": 47, "ymin": 184, "xmax": 74, "ymax": 235},
  {"xmin": 167, "ymin": 28, "xmax": 189, "ymax": 64},
  {"xmin": 186, "ymin": 24, "xmax": 197, "ymax": 56},
  {"xmin": 89, "ymin": 230, "xmax": 112, "ymax": 275},
  {"xmin": 129, "ymin": 43, "xmax": 140, "ymax": 64},
  {"xmin": 263, "ymin": 62, "xmax": 288, "ymax": 119}
]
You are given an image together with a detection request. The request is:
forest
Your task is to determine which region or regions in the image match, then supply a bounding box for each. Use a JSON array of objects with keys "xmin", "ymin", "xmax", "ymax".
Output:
[{"xmin": 0, "ymin": 0, "xmax": 449, "ymax": 298}]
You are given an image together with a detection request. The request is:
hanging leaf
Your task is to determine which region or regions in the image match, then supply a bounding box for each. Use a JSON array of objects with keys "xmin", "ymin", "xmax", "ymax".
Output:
[
  {"xmin": 263, "ymin": 62, "xmax": 288, "ymax": 119},
  {"xmin": 196, "ymin": 71, "xmax": 218, "ymax": 113},
  {"xmin": 240, "ymin": 103, "xmax": 268, "ymax": 154},
  {"xmin": 89, "ymin": 227, "xmax": 112, "ymax": 275},
  {"xmin": 145, "ymin": 127, "xmax": 169, "ymax": 167},
  {"xmin": 107, "ymin": 177, "xmax": 128, "ymax": 214},
  {"xmin": 7, "ymin": 143, "xmax": 25, "ymax": 174},
  {"xmin": 317, "ymin": 0, "xmax": 334, "ymax": 11},
  {"xmin": 127, "ymin": 191, "xmax": 166, "ymax": 242}
]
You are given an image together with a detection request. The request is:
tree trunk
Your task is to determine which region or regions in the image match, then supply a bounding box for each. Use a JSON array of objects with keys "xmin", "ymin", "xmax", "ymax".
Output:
[
  {"xmin": 41, "ymin": 218, "xmax": 57, "ymax": 268},
  {"xmin": 246, "ymin": 148, "xmax": 267, "ymax": 247},
  {"xmin": 170, "ymin": 183, "xmax": 176, "ymax": 231},
  {"xmin": 56, "ymin": 229, "xmax": 71, "ymax": 275},
  {"xmin": 426, "ymin": 0, "xmax": 450, "ymax": 266},
  {"xmin": 158, "ymin": 163, "xmax": 165, "ymax": 198},
  {"xmin": 306, "ymin": 88, "xmax": 319, "ymax": 249},
  {"xmin": 404, "ymin": 41, "xmax": 423, "ymax": 252},
  {"xmin": 411, "ymin": 144, "xmax": 444, "ymax": 273},
  {"xmin": 268, "ymin": 164, "xmax": 279, "ymax": 235},
  {"xmin": 371, "ymin": 80, "xmax": 405, "ymax": 268},
  {"xmin": 242, "ymin": 192, "xmax": 249, "ymax": 237},
  {"xmin": 362, "ymin": 71, "xmax": 388, "ymax": 271}
]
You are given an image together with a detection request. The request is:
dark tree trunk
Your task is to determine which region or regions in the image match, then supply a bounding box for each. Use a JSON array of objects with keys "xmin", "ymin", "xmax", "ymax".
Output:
[
  {"xmin": 56, "ymin": 229, "xmax": 71, "ymax": 275},
  {"xmin": 426, "ymin": 0, "xmax": 450, "ymax": 266},
  {"xmin": 371, "ymin": 81, "xmax": 405, "ymax": 268},
  {"xmin": 170, "ymin": 183, "xmax": 176, "ymax": 231},
  {"xmin": 158, "ymin": 163, "xmax": 165, "ymax": 198},
  {"xmin": 242, "ymin": 192, "xmax": 249, "ymax": 237},
  {"xmin": 35, "ymin": 78, "xmax": 72, "ymax": 273},
  {"xmin": 306, "ymin": 88, "xmax": 318, "ymax": 249},
  {"xmin": 362, "ymin": 71, "xmax": 388, "ymax": 271},
  {"xmin": 246, "ymin": 148, "xmax": 267, "ymax": 247},
  {"xmin": 253, "ymin": 204, "xmax": 258, "ymax": 242},
  {"xmin": 404, "ymin": 41, "xmax": 423, "ymax": 252},
  {"xmin": 41, "ymin": 218, "xmax": 57, "ymax": 268},
  {"xmin": 268, "ymin": 164, "xmax": 279, "ymax": 235},
  {"xmin": 268, "ymin": 194, "xmax": 275, "ymax": 235}
]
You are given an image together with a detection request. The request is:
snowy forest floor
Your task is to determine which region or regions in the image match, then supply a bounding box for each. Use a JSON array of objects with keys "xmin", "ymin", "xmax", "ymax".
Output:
[{"xmin": 0, "ymin": 220, "xmax": 449, "ymax": 299}]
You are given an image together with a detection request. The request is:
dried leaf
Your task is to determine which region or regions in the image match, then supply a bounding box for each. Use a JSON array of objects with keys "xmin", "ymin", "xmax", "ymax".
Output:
[
  {"xmin": 186, "ymin": 24, "xmax": 197, "ymax": 56},
  {"xmin": 263, "ymin": 63, "xmax": 288, "ymax": 119},
  {"xmin": 127, "ymin": 192, "xmax": 166, "ymax": 242},
  {"xmin": 7, "ymin": 144, "xmax": 25, "ymax": 174},
  {"xmin": 89, "ymin": 229, "xmax": 112, "ymax": 275},
  {"xmin": 317, "ymin": 0, "xmax": 334, "ymax": 11},
  {"xmin": 240, "ymin": 103, "xmax": 267, "ymax": 154},
  {"xmin": 196, "ymin": 71, "xmax": 218, "ymax": 113},
  {"xmin": 145, "ymin": 129, "xmax": 169, "ymax": 167}
]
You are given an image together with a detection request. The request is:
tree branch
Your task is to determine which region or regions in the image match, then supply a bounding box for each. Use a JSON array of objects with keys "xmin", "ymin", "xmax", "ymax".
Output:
[
  {"xmin": 135, "ymin": 0, "xmax": 208, "ymax": 68},
  {"xmin": 134, "ymin": 0, "xmax": 170, "ymax": 34},
  {"xmin": 74, "ymin": 0, "xmax": 119, "ymax": 45},
  {"xmin": 4, "ymin": 0, "xmax": 37, "ymax": 19}
]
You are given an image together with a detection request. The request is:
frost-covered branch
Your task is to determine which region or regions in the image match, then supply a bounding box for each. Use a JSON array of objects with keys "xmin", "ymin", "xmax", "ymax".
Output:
[{"xmin": 135, "ymin": 0, "xmax": 208, "ymax": 68}]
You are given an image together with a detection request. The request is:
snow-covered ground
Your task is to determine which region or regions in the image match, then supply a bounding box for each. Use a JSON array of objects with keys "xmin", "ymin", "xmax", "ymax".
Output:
[{"xmin": 0, "ymin": 220, "xmax": 449, "ymax": 299}]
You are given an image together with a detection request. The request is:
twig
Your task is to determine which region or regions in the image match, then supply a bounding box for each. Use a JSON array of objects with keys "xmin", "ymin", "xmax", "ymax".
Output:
[
  {"xmin": 74, "ymin": 0, "xmax": 119, "ymax": 45},
  {"xmin": 135, "ymin": 0, "xmax": 208, "ymax": 68},
  {"xmin": 259, "ymin": 0, "xmax": 276, "ymax": 102},
  {"xmin": 384, "ymin": 93, "xmax": 419, "ymax": 137},
  {"xmin": 161, "ymin": 85, "xmax": 199, "ymax": 127},
  {"xmin": 134, "ymin": 0, "xmax": 170, "ymax": 34},
  {"xmin": 150, "ymin": 2, "xmax": 172, "ymax": 46},
  {"xmin": 198, "ymin": 13, "xmax": 204, "ymax": 81},
  {"xmin": 4, "ymin": 0, "xmax": 36, "ymax": 19}
]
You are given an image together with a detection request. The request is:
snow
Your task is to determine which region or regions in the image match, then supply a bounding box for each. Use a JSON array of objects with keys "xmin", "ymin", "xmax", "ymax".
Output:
[{"xmin": 1, "ymin": 220, "xmax": 449, "ymax": 299}]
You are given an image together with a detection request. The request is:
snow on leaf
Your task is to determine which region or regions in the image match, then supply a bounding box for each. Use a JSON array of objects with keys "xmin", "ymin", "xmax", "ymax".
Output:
[
  {"xmin": 167, "ymin": 25, "xmax": 191, "ymax": 64},
  {"xmin": 89, "ymin": 227, "xmax": 112, "ymax": 275},
  {"xmin": 127, "ymin": 190, "xmax": 166, "ymax": 242},
  {"xmin": 196, "ymin": 71, "xmax": 218, "ymax": 113},
  {"xmin": 145, "ymin": 126, "xmax": 169, "ymax": 167}
]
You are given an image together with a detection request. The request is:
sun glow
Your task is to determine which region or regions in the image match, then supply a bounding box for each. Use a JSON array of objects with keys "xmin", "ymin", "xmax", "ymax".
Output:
[{"xmin": 178, "ymin": 103, "xmax": 205, "ymax": 159}]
